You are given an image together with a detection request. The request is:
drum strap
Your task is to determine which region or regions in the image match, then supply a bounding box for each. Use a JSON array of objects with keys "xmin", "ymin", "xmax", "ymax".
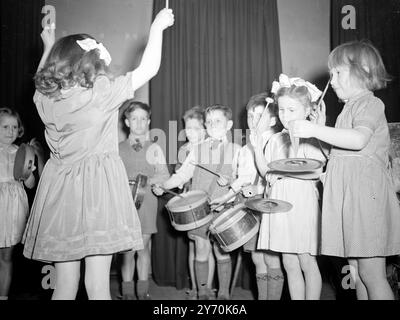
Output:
[{"xmin": 208, "ymin": 142, "xmax": 226, "ymax": 197}]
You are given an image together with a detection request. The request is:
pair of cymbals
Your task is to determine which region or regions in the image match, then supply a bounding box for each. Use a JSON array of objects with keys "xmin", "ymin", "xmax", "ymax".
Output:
[
  {"xmin": 245, "ymin": 198, "xmax": 292, "ymax": 214},
  {"xmin": 268, "ymin": 158, "xmax": 323, "ymax": 173}
]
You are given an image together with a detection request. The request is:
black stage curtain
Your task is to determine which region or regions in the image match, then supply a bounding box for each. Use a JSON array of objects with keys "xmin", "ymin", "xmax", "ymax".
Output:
[
  {"xmin": 330, "ymin": 0, "xmax": 400, "ymax": 123},
  {"xmin": 0, "ymin": 0, "xmax": 46, "ymax": 143},
  {"xmin": 150, "ymin": 0, "xmax": 282, "ymax": 290}
]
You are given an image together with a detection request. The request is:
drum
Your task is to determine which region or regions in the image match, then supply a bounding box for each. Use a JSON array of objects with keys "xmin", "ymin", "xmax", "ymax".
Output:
[
  {"xmin": 13, "ymin": 143, "xmax": 35, "ymax": 181},
  {"xmin": 209, "ymin": 203, "xmax": 259, "ymax": 252},
  {"xmin": 165, "ymin": 190, "xmax": 212, "ymax": 231}
]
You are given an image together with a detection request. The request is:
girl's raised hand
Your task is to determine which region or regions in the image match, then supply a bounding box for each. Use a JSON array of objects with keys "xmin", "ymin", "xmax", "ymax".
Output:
[
  {"xmin": 41, "ymin": 23, "xmax": 56, "ymax": 51},
  {"xmin": 152, "ymin": 8, "xmax": 175, "ymax": 31}
]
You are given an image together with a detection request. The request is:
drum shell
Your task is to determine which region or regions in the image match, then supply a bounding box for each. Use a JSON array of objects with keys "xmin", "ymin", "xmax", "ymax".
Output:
[
  {"xmin": 166, "ymin": 191, "xmax": 212, "ymax": 231},
  {"xmin": 209, "ymin": 204, "xmax": 259, "ymax": 252}
]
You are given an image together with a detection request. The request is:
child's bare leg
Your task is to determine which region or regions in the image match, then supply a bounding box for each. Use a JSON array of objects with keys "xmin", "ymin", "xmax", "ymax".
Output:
[
  {"xmin": 264, "ymin": 250, "xmax": 284, "ymax": 300},
  {"xmin": 121, "ymin": 251, "xmax": 136, "ymax": 281},
  {"xmin": 348, "ymin": 259, "xmax": 368, "ymax": 300},
  {"xmin": 52, "ymin": 260, "xmax": 80, "ymax": 300},
  {"xmin": 84, "ymin": 255, "xmax": 113, "ymax": 300},
  {"xmin": 358, "ymin": 257, "xmax": 394, "ymax": 300},
  {"xmin": 298, "ymin": 253, "xmax": 322, "ymax": 300},
  {"xmin": 213, "ymin": 243, "xmax": 231, "ymax": 300},
  {"xmin": 137, "ymin": 234, "xmax": 152, "ymax": 299},
  {"xmin": 282, "ymin": 253, "xmax": 305, "ymax": 300},
  {"xmin": 193, "ymin": 235, "xmax": 211, "ymax": 299},
  {"xmin": 0, "ymin": 247, "xmax": 14, "ymax": 298}
]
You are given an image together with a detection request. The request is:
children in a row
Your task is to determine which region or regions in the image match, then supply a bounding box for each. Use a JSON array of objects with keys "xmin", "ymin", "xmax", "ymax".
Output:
[{"xmin": 155, "ymin": 40, "xmax": 400, "ymax": 301}]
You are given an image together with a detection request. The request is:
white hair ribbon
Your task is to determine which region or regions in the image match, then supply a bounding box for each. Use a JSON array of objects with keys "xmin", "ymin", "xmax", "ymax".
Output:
[
  {"xmin": 271, "ymin": 73, "xmax": 322, "ymax": 102},
  {"xmin": 76, "ymin": 38, "xmax": 112, "ymax": 66}
]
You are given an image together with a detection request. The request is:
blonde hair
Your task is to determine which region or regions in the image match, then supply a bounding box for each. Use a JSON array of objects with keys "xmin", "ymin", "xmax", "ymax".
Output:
[
  {"xmin": 328, "ymin": 40, "xmax": 391, "ymax": 90},
  {"xmin": 0, "ymin": 107, "xmax": 24, "ymax": 138}
]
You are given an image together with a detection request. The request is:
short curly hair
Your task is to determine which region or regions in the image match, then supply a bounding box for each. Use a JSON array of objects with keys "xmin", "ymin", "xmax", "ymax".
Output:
[
  {"xmin": 34, "ymin": 34, "xmax": 110, "ymax": 98},
  {"xmin": 0, "ymin": 107, "xmax": 24, "ymax": 138}
]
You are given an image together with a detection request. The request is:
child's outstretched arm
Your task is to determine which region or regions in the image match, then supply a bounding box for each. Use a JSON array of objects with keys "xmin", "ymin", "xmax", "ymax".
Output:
[
  {"xmin": 130, "ymin": 8, "xmax": 174, "ymax": 91},
  {"xmin": 37, "ymin": 23, "xmax": 55, "ymax": 72},
  {"xmin": 292, "ymin": 121, "xmax": 372, "ymax": 151}
]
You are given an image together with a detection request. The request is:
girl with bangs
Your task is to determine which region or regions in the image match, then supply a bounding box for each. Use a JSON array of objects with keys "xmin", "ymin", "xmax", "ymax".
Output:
[{"xmin": 292, "ymin": 40, "xmax": 400, "ymax": 300}]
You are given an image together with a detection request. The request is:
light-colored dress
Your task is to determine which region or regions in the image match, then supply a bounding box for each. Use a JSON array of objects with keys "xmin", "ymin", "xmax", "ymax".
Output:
[
  {"xmin": 0, "ymin": 144, "xmax": 29, "ymax": 247},
  {"xmin": 322, "ymin": 91, "xmax": 400, "ymax": 257},
  {"xmin": 23, "ymin": 73, "xmax": 143, "ymax": 262},
  {"xmin": 257, "ymin": 131, "xmax": 326, "ymax": 255}
]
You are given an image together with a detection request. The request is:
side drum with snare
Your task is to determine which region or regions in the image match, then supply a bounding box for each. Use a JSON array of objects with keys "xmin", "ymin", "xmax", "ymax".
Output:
[
  {"xmin": 209, "ymin": 203, "xmax": 259, "ymax": 252},
  {"xmin": 165, "ymin": 190, "xmax": 212, "ymax": 231}
]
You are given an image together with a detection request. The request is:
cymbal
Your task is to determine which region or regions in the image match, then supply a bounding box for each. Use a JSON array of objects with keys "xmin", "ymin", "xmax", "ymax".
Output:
[
  {"xmin": 268, "ymin": 158, "xmax": 323, "ymax": 173},
  {"xmin": 245, "ymin": 198, "xmax": 292, "ymax": 214},
  {"xmin": 13, "ymin": 143, "xmax": 35, "ymax": 181}
]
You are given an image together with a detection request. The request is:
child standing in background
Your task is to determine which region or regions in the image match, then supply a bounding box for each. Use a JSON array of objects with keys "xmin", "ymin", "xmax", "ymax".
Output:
[
  {"xmin": 177, "ymin": 106, "xmax": 215, "ymax": 300},
  {"xmin": 292, "ymin": 41, "xmax": 400, "ymax": 300},
  {"xmin": 257, "ymin": 75, "xmax": 327, "ymax": 300},
  {"xmin": 119, "ymin": 100, "xmax": 169, "ymax": 300},
  {"xmin": 0, "ymin": 108, "xmax": 43, "ymax": 300},
  {"xmin": 23, "ymin": 9, "xmax": 174, "ymax": 300}
]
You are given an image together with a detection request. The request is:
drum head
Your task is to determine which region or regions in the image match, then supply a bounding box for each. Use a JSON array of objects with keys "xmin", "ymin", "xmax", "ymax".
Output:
[
  {"xmin": 245, "ymin": 198, "xmax": 292, "ymax": 214},
  {"xmin": 167, "ymin": 190, "xmax": 208, "ymax": 211},
  {"xmin": 268, "ymin": 158, "xmax": 323, "ymax": 173},
  {"xmin": 13, "ymin": 143, "xmax": 35, "ymax": 181}
]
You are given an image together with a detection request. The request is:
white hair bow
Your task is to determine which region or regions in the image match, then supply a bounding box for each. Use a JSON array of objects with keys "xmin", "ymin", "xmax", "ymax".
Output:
[
  {"xmin": 76, "ymin": 38, "xmax": 112, "ymax": 66},
  {"xmin": 271, "ymin": 74, "xmax": 322, "ymax": 102}
]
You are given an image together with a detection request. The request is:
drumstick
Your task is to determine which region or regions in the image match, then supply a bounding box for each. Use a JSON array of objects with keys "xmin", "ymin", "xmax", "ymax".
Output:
[
  {"xmin": 211, "ymin": 183, "xmax": 250, "ymax": 210},
  {"xmin": 190, "ymin": 162, "xmax": 221, "ymax": 178},
  {"xmin": 255, "ymin": 97, "xmax": 274, "ymax": 133},
  {"xmin": 316, "ymin": 76, "xmax": 331, "ymax": 111},
  {"xmin": 152, "ymin": 184, "xmax": 183, "ymax": 198}
]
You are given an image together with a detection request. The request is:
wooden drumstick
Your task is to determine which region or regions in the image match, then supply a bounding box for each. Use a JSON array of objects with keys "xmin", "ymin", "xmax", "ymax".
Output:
[
  {"xmin": 152, "ymin": 184, "xmax": 183, "ymax": 198},
  {"xmin": 255, "ymin": 97, "xmax": 274, "ymax": 133},
  {"xmin": 211, "ymin": 183, "xmax": 251, "ymax": 210},
  {"xmin": 316, "ymin": 76, "xmax": 331, "ymax": 111},
  {"xmin": 190, "ymin": 162, "xmax": 221, "ymax": 178}
]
